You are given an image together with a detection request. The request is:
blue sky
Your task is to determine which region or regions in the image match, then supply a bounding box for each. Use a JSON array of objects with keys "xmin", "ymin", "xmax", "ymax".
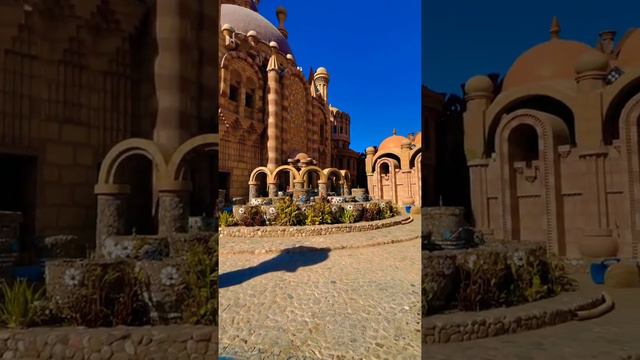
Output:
[
  {"xmin": 423, "ymin": 0, "xmax": 640, "ymax": 95},
  {"xmin": 259, "ymin": 0, "xmax": 421, "ymax": 153}
]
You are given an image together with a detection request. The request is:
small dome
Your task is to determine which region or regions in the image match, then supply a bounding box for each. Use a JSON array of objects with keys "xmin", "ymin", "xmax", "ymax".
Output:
[
  {"xmin": 221, "ymin": 4, "xmax": 291, "ymax": 54},
  {"xmin": 503, "ymin": 39, "xmax": 598, "ymax": 91},
  {"xmin": 366, "ymin": 146, "xmax": 376, "ymax": 154},
  {"xmin": 294, "ymin": 152, "xmax": 310, "ymax": 161},
  {"xmin": 316, "ymin": 67, "xmax": 328, "ymax": 75},
  {"xmin": 378, "ymin": 135, "xmax": 408, "ymax": 153},
  {"xmin": 617, "ymin": 28, "xmax": 640, "ymax": 69},
  {"xmin": 575, "ymin": 50, "xmax": 610, "ymax": 74},
  {"xmin": 465, "ymin": 75, "xmax": 494, "ymax": 94},
  {"xmin": 413, "ymin": 132, "xmax": 422, "ymax": 147}
]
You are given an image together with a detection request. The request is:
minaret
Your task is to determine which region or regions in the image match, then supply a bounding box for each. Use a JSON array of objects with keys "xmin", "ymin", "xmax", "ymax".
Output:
[
  {"xmin": 314, "ymin": 67, "xmax": 329, "ymax": 102},
  {"xmin": 266, "ymin": 42, "xmax": 281, "ymax": 171},
  {"xmin": 276, "ymin": 6, "xmax": 288, "ymax": 39}
]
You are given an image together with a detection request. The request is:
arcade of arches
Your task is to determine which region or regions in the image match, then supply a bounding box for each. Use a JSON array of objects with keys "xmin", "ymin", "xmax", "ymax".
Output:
[{"xmin": 462, "ymin": 18, "xmax": 640, "ymax": 259}]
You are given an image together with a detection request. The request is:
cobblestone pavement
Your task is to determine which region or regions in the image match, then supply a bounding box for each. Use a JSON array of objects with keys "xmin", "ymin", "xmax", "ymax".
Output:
[
  {"xmin": 219, "ymin": 217, "xmax": 417, "ymax": 255},
  {"xmin": 423, "ymin": 274, "xmax": 640, "ymax": 359},
  {"xmin": 219, "ymin": 220, "xmax": 421, "ymax": 359}
]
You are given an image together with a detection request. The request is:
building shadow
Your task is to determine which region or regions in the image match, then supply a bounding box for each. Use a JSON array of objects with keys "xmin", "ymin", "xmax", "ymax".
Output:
[{"xmin": 219, "ymin": 246, "xmax": 331, "ymax": 288}]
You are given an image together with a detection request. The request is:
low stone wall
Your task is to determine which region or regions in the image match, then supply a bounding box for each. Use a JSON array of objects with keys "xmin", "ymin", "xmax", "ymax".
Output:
[
  {"xmin": 0, "ymin": 325, "xmax": 217, "ymax": 359},
  {"xmin": 423, "ymin": 293, "xmax": 605, "ymax": 344},
  {"xmin": 220, "ymin": 215, "xmax": 410, "ymax": 238},
  {"xmin": 46, "ymin": 259, "xmax": 186, "ymax": 324}
]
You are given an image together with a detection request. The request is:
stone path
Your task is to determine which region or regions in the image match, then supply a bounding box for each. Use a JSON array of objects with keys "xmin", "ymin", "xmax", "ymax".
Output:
[
  {"xmin": 423, "ymin": 274, "xmax": 640, "ymax": 359},
  {"xmin": 219, "ymin": 217, "xmax": 418, "ymax": 255},
  {"xmin": 219, "ymin": 220, "xmax": 421, "ymax": 359}
]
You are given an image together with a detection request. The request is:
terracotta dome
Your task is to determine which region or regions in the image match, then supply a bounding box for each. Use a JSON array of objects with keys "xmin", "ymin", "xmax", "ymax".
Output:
[
  {"xmin": 413, "ymin": 132, "xmax": 422, "ymax": 147},
  {"xmin": 617, "ymin": 28, "xmax": 640, "ymax": 69},
  {"xmin": 220, "ymin": 4, "xmax": 291, "ymax": 54},
  {"xmin": 575, "ymin": 50, "xmax": 610, "ymax": 74},
  {"xmin": 465, "ymin": 75, "xmax": 494, "ymax": 94},
  {"xmin": 378, "ymin": 135, "xmax": 408, "ymax": 153},
  {"xmin": 294, "ymin": 152, "xmax": 310, "ymax": 161},
  {"xmin": 503, "ymin": 39, "xmax": 597, "ymax": 91}
]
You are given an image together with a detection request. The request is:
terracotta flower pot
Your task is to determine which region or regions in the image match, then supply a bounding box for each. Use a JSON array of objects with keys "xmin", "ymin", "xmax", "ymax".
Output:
[{"xmin": 578, "ymin": 228, "xmax": 618, "ymax": 258}]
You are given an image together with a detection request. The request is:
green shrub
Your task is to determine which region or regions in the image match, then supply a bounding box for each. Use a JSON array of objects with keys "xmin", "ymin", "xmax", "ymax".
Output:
[
  {"xmin": 381, "ymin": 202, "xmax": 398, "ymax": 219},
  {"xmin": 218, "ymin": 211, "xmax": 236, "ymax": 227},
  {"xmin": 182, "ymin": 234, "xmax": 218, "ymax": 325},
  {"xmin": 455, "ymin": 248, "xmax": 576, "ymax": 312},
  {"xmin": 0, "ymin": 279, "xmax": 44, "ymax": 328},
  {"xmin": 338, "ymin": 208, "xmax": 357, "ymax": 224},
  {"xmin": 305, "ymin": 197, "xmax": 335, "ymax": 225},
  {"xmin": 60, "ymin": 262, "xmax": 150, "ymax": 327},
  {"xmin": 275, "ymin": 197, "xmax": 305, "ymax": 226},
  {"xmin": 237, "ymin": 206, "xmax": 266, "ymax": 227},
  {"xmin": 362, "ymin": 202, "xmax": 382, "ymax": 222}
]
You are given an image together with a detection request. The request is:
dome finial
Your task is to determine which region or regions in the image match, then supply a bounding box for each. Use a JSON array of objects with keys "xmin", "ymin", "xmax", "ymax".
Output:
[
  {"xmin": 392, "ymin": 128, "xmax": 397, "ymax": 135},
  {"xmin": 550, "ymin": 16, "xmax": 560, "ymax": 39}
]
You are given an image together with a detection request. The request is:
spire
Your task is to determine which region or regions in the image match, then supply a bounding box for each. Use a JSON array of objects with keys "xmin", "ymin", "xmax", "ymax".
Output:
[
  {"xmin": 267, "ymin": 42, "xmax": 280, "ymax": 71},
  {"xmin": 276, "ymin": 6, "xmax": 288, "ymax": 39},
  {"xmin": 550, "ymin": 16, "xmax": 560, "ymax": 39}
]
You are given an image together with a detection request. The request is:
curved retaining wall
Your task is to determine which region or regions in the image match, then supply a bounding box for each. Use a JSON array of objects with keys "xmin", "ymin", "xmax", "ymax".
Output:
[
  {"xmin": 423, "ymin": 293, "xmax": 604, "ymax": 344},
  {"xmin": 0, "ymin": 325, "xmax": 217, "ymax": 359},
  {"xmin": 220, "ymin": 215, "xmax": 411, "ymax": 238}
]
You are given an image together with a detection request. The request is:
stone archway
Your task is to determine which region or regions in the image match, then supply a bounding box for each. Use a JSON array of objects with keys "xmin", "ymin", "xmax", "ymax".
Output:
[
  {"xmin": 271, "ymin": 165, "xmax": 301, "ymax": 195},
  {"xmin": 94, "ymin": 139, "xmax": 169, "ymax": 254},
  {"xmin": 300, "ymin": 166, "xmax": 328, "ymax": 196},
  {"xmin": 619, "ymin": 92, "xmax": 640, "ymax": 258},
  {"xmin": 374, "ymin": 158, "xmax": 399, "ymax": 204},
  {"xmin": 323, "ymin": 168, "xmax": 344, "ymax": 195},
  {"xmin": 496, "ymin": 109, "xmax": 570, "ymax": 254}
]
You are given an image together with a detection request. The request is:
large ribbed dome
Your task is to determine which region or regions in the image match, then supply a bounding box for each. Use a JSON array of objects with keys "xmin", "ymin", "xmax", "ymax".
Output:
[
  {"xmin": 220, "ymin": 4, "xmax": 291, "ymax": 54},
  {"xmin": 503, "ymin": 39, "xmax": 597, "ymax": 91}
]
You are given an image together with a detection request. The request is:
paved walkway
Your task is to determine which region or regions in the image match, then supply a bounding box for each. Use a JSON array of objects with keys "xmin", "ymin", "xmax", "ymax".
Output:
[
  {"xmin": 423, "ymin": 274, "xmax": 640, "ymax": 359},
  {"xmin": 219, "ymin": 220, "xmax": 421, "ymax": 359}
]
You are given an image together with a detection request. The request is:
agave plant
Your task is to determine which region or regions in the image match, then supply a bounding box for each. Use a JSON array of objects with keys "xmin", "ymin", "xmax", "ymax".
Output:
[
  {"xmin": 275, "ymin": 197, "xmax": 305, "ymax": 226},
  {"xmin": 0, "ymin": 279, "xmax": 44, "ymax": 328},
  {"xmin": 218, "ymin": 211, "xmax": 236, "ymax": 227}
]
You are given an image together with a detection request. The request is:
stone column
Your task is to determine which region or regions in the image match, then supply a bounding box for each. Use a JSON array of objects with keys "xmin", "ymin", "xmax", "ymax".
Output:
[
  {"xmin": 293, "ymin": 180, "xmax": 304, "ymax": 201},
  {"xmin": 157, "ymin": 181, "xmax": 192, "ymax": 236},
  {"xmin": 266, "ymin": 42, "xmax": 281, "ymax": 171},
  {"xmin": 468, "ymin": 159, "xmax": 491, "ymax": 234},
  {"xmin": 268, "ymin": 182, "xmax": 278, "ymax": 198},
  {"xmin": 318, "ymin": 181, "xmax": 328, "ymax": 197},
  {"xmin": 248, "ymin": 181, "xmax": 258, "ymax": 200},
  {"xmin": 153, "ymin": 0, "xmax": 193, "ymax": 152},
  {"xmin": 94, "ymin": 184, "xmax": 130, "ymax": 257},
  {"xmin": 342, "ymin": 181, "xmax": 350, "ymax": 196}
]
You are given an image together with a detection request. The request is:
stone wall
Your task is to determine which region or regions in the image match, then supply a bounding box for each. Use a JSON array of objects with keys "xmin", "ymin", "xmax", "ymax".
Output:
[
  {"xmin": 423, "ymin": 294, "xmax": 604, "ymax": 344},
  {"xmin": 0, "ymin": 325, "xmax": 217, "ymax": 359},
  {"xmin": 423, "ymin": 207, "xmax": 466, "ymax": 241},
  {"xmin": 220, "ymin": 215, "xmax": 410, "ymax": 238}
]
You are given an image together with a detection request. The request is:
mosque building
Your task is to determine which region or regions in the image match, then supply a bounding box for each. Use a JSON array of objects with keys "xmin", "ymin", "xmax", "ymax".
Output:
[{"xmin": 218, "ymin": 0, "xmax": 360, "ymax": 201}]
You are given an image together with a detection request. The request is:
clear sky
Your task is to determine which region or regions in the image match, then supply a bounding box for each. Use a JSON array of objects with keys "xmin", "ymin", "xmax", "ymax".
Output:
[
  {"xmin": 423, "ymin": 0, "xmax": 640, "ymax": 95},
  {"xmin": 259, "ymin": 0, "xmax": 421, "ymax": 153}
]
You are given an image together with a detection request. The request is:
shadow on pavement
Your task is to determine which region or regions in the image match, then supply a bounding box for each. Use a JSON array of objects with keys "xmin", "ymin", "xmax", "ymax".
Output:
[{"xmin": 219, "ymin": 246, "xmax": 331, "ymax": 288}]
